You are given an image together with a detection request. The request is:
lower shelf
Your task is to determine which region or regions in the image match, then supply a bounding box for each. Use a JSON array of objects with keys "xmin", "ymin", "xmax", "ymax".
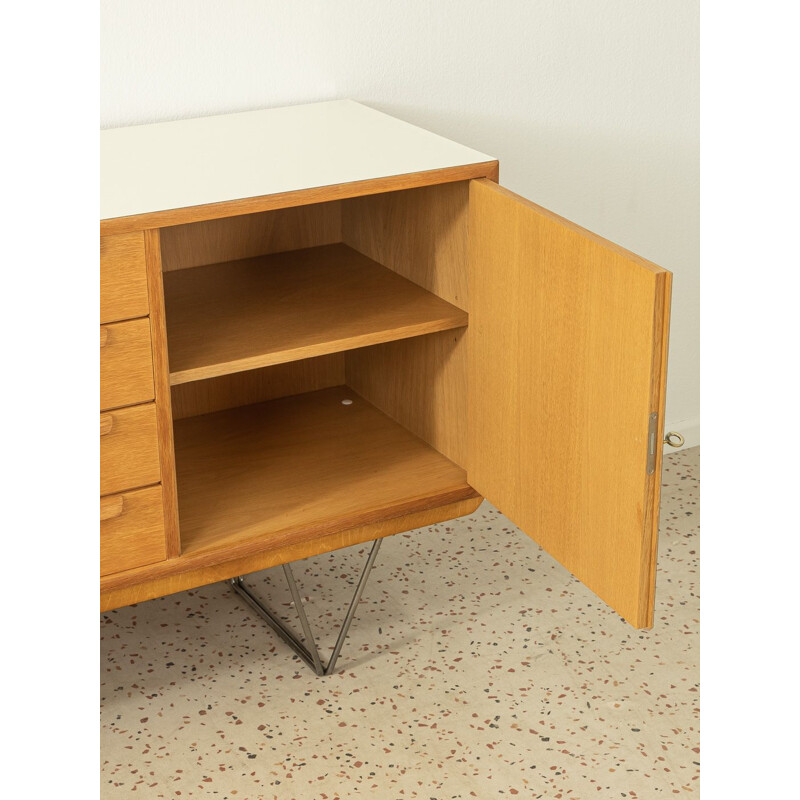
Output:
[{"xmin": 173, "ymin": 386, "xmax": 478, "ymax": 557}]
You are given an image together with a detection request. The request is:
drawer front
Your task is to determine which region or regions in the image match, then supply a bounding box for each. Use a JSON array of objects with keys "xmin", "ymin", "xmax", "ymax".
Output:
[
  {"xmin": 100, "ymin": 403, "xmax": 161, "ymax": 496},
  {"xmin": 100, "ymin": 232, "xmax": 149, "ymax": 324},
  {"xmin": 100, "ymin": 318, "xmax": 155, "ymax": 411},
  {"xmin": 100, "ymin": 485, "xmax": 167, "ymax": 576}
]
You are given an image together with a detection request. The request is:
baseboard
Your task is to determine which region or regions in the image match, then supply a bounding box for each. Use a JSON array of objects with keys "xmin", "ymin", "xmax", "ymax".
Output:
[{"xmin": 663, "ymin": 416, "xmax": 700, "ymax": 452}]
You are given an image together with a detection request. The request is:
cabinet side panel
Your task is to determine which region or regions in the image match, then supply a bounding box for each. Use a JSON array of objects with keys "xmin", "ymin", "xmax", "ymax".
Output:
[
  {"xmin": 160, "ymin": 201, "xmax": 342, "ymax": 271},
  {"xmin": 345, "ymin": 331, "xmax": 468, "ymax": 468},
  {"xmin": 171, "ymin": 354, "xmax": 346, "ymax": 420},
  {"xmin": 342, "ymin": 182, "xmax": 470, "ymax": 466},
  {"xmin": 144, "ymin": 229, "xmax": 182, "ymax": 558},
  {"xmin": 341, "ymin": 182, "xmax": 469, "ymax": 309}
]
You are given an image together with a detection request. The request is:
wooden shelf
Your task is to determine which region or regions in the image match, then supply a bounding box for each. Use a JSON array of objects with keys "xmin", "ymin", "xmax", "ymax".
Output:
[
  {"xmin": 173, "ymin": 387, "xmax": 478, "ymax": 558},
  {"xmin": 164, "ymin": 244, "xmax": 468, "ymax": 385}
]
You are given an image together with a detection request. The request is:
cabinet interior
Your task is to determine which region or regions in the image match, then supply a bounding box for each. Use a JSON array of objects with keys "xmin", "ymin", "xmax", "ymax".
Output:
[{"xmin": 160, "ymin": 181, "xmax": 474, "ymax": 556}]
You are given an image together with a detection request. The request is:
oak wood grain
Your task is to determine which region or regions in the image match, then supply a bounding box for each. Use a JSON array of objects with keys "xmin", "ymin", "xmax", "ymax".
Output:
[
  {"xmin": 346, "ymin": 329, "xmax": 468, "ymax": 468},
  {"xmin": 467, "ymin": 178, "xmax": 671, "ymax": 629},
  {"xmin": 100, "ymin": 486, "xmax": 167, "ymax": 576},
  {"xmin": 160, "ymin": 202, "xmax": 341, "ymax": 272},
  {"xmin": 143, "ymin": 229, "xmax": 182, "ymax": 559},
  {"xmin": 100, "ymin": 318, "xmax": 155, "ymax": 411},
  {"xmin": 173, "ymin": 386, "xmax": 478, "ymax": 559},
  {"xmin": 341, "ymin": 181, "xmax": 470, "ymax": 466},
  {"xmin": 342, "ymin": 181, "xmax": 470, "ymax": 309},
  {"xmin": 171, "ymin": 355, "xmax": 345, "ymax": 420},
  {"xmin": 163, "ymin": 244, "xmax": 468, "ymax": 385},
  {"xmin": 100, "ymin": 403, "xmax": 161, "ymax": 496},
  {"xmin": 100, "ymin": 494, "xmax": 124, "ymax": 522},
  {"xmin": 100, "ymin": 231, "xmax": 149, "ymax": 323}
]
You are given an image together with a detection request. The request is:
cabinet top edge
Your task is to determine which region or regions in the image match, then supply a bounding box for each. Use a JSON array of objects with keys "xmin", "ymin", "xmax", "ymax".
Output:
[
  {"xmin": 101, "ymin": 99, "xmax": 497, "ymax": 230},
  {"xmin": 100, "ymin": 161, "xmax": 499, "ymax": 236}
]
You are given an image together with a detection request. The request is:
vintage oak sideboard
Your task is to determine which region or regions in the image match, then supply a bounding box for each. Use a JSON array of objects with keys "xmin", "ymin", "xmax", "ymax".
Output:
[{"xmin": 100, "ymin": 100, "xmax": 672, "ymax": 655}]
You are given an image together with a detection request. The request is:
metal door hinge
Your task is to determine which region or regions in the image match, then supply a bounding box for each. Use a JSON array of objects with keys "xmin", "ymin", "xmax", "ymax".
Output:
[{"xmin": 646, "ymin": 412, "xmax": 658, "ymax": 474}]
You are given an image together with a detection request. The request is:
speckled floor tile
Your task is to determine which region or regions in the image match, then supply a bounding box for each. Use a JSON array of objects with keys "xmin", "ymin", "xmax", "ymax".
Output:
[{"xmin": 101, "ymin": 446, "xmax": 699, "ymax": 798}]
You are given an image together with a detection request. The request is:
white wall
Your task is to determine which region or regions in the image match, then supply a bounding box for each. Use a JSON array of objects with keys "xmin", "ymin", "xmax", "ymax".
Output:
[{"xmin": 101, "ymin": 0, "xmax": 699, "ymax": 445}]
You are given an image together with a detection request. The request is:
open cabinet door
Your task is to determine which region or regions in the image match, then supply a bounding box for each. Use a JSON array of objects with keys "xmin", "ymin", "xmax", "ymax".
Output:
[{"xmin": 468, "ymin": 179, "xmax": 671, "ymax": 628}]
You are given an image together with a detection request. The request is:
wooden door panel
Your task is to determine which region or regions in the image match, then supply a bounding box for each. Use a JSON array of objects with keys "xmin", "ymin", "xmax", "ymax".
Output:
[{"xmin": 468, "ymin": 179, "xmax": 671, "ymax": 628}]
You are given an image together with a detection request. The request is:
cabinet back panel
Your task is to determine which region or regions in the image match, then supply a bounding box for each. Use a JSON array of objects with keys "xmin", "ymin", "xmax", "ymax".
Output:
[
  {"xmin": 171, "ymin": 354, "xmax": 345, "ymax": 420},
  {"xmin": 160, "ymin": 201, "xmax": 341, "ymax": 271}
]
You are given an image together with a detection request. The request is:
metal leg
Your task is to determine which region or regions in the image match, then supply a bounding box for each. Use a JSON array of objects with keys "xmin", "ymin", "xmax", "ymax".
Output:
[
  {"xmin": 324, "ymin": 538, "xmax": 383, "ymax": 675},
  {"xmin": 230, "ymin": 567, "xmax": 325, "ymax": 675},
  {"xmin": 229, "ymin": 538, "xmax": 383, "ymax": 676}
]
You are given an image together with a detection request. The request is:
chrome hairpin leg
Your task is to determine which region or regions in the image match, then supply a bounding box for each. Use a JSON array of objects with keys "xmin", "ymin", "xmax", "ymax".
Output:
[
  {"xmin": 231, "ymin": 563, "xmax": 325, "ymax": 675},
  {"xmin": 229, "ymin": 538, "xmax": 383, "ymax": 676}
]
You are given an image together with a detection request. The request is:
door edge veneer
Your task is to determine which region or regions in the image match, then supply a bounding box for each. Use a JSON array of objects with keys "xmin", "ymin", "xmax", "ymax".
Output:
[{"xmin": 637, "ymin": 270, "xmax": 673, "ymax": 628}]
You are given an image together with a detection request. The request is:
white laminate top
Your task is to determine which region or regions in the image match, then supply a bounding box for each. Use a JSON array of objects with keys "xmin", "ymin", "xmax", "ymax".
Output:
[{"xmin": 100, "ymin": 100, "xmax": 494, "ymax": 221}]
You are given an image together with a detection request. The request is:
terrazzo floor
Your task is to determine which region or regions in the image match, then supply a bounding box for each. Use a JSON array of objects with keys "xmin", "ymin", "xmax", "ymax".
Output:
[{"xmin": 101, "ymin": 446, "xmax": 699, "ymax": 798}]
